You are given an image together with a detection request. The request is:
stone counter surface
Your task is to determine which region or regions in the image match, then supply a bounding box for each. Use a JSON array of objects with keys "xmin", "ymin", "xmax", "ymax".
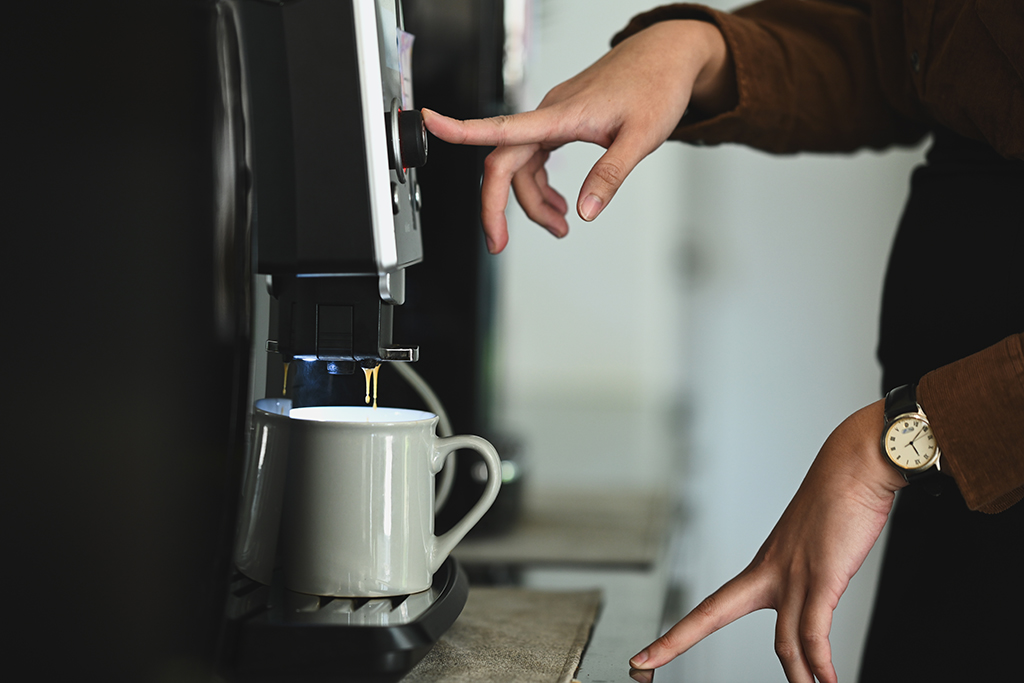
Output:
[{"xmin": 412, "ymin": 488, "xmax": 677, "ymax": 683}]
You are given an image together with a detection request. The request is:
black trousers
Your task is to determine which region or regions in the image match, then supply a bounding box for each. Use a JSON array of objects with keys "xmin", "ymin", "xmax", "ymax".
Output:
[{"xmin": 859, "ymin": 129, "xmax": 1024, "ymax": 680}]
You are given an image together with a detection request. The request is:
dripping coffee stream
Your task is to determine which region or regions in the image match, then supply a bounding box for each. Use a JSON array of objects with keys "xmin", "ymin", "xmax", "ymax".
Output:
[{"xmin": 363, "ymin": 364, "xmax": 381, "ymax": 408}]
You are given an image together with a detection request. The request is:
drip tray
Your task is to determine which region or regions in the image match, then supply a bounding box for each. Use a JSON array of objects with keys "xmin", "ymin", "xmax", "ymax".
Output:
[
  {"xmin": 228, "ymin": 557, "xmax": 469, "ymax": 682},
  {"xmin": 281, "ymin": 583, "xmax": 442, "ymax": 627}
]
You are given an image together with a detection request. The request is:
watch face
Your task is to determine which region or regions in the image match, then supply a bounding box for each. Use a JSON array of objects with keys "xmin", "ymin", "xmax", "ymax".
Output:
[{"xmin": 883, "ymin": 414, "xmax": 940, "ymax": 471}]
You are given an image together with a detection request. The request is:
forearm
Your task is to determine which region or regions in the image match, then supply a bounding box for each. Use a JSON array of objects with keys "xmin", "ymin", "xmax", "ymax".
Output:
[{"xmin": 681, "ymin": 20, "xmax": 737, "ymax": 119}]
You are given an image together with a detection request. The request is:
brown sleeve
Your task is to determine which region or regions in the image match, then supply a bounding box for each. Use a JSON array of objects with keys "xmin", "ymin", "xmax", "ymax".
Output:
[
  {"xmin": 611, "ymin": 1, "xmax": 927, "ymax": 154},
  {"xmin": 913, "ymin": 0, "xmax": 1024, "ymax": 160},
  {"xmin": 918, "ymin": 334, "xmax": 1024, "ymax": 514}
]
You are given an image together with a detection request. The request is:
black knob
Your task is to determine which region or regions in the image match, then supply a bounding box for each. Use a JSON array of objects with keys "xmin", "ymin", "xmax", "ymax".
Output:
[
  {"xmin": 399, "ymin": 109, "xmax": 428, "ymax": 169},
  {"xmin": 385, "ymin": 108, "xmax": 428, "ymax": 171}
]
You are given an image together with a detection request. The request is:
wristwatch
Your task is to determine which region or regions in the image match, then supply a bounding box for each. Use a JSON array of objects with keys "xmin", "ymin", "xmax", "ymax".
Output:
[{"xmin": 881, "ymin": 384, "xmax": 943, "ymax": 495}]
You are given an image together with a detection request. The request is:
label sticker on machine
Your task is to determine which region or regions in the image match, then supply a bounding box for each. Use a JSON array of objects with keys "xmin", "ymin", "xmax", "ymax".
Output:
[
  {"xmin": 398, "ymin": 29, "xmax": 415, "ymax": 109},
  {"xmin": 379, "ymin": 3, "xmax": 398, "ymax": 70}
]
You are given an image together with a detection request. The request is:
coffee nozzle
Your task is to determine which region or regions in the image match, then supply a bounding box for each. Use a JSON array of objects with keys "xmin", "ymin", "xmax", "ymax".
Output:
[{"xmin": 378, "ymin": 346, "xmax": 419, "ymax": 363}]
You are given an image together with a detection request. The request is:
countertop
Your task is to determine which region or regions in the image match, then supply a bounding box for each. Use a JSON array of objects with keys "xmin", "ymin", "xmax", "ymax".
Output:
[{"xmin": 451, "ymin": 488, "xmax": 678, "ymax": 683}]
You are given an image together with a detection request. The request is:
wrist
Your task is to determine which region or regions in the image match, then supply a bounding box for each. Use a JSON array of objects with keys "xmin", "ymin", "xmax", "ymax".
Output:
[
  {"xmin": 849, "ymin": 399, "xmax": 909, "ymax": 495},
  {"xmin": 865, "ymin": 399, "xmax": 911, "ymax": 492},
  {"xmin": 628, "ymin": 20, "xmax": 737, "ymax": 119},
  {"xmin": 683, "ymin": 20, "xmax": 738, "ymax": 118}
]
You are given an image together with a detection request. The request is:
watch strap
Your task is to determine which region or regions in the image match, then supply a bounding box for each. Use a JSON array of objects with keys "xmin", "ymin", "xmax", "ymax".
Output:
[
  {"xmin": 905, "ymin": 464, "xmax": 944, "ymax": 496},
  {"xmin": 884, "ymin": 383, "xmax": 918, "ymax": 423}
]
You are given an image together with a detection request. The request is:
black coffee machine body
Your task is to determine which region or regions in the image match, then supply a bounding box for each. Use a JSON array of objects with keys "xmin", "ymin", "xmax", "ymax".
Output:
[{"xmin": 7, "ymin": 1, "xmax": 254, "ymax": 680}]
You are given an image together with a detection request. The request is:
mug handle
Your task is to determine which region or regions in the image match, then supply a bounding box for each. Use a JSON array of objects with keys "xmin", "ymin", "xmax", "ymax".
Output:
[{"xmin": 428, "ymin": 434, "xmax": 502, "ymax": 573}]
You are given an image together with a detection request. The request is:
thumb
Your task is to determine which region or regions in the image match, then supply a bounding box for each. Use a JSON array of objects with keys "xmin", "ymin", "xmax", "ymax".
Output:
[{"xmin": 576, "ymin": 129, "xmax": 656, "ymax": 221}]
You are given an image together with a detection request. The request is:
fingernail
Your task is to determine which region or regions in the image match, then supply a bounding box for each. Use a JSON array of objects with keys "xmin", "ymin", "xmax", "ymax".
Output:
[
  {"xmin": 580, "ymin": 194, "xmax": 603, "ymax": 221},
  {"xmin": 630, "ymin": 650, "xmax": 649, "ymax": 668},
  {"xmin": 485, "ymin": 236, "xmax": 497, "ymax": 254},
  {"xmin": 629, "ymin": 669, "xmax": 653, "ymax": 683}
]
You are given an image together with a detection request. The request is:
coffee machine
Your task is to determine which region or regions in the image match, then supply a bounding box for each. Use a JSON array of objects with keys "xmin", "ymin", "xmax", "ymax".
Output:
[
  {"xmin": 218, "ymin": 1, "xmax": 470, "ymax": 680},
  {"xmin": 8, "ymin": 0, "xmax": 516, "ymax": 680}
]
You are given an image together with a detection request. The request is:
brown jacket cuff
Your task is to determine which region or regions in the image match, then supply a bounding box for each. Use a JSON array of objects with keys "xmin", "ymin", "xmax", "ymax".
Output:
[{"xmin": 918, "ymin": 334, "xmax": 1024, "ymax": 513}]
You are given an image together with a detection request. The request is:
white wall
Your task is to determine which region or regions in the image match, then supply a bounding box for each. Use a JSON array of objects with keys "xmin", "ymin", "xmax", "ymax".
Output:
[{"xmin": 491, "ymin": 1, "xmax": 926, "ymax": 681}]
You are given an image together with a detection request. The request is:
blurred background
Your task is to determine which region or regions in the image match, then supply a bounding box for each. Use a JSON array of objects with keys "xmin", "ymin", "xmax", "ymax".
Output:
[{"xmin": 488, "ymin": 1, "xmax": 927, "ymax": 680}]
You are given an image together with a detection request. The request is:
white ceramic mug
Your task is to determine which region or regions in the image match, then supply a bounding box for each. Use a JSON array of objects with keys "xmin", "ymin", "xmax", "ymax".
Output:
[{"xmin": 280, "ymin": 405, "xmax": 501, "ymax": 597}]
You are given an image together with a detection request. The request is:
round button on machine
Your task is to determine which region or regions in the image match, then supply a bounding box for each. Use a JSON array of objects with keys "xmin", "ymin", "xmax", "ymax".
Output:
[
  {"xmin": 396, "ymin": 109, "xmax": 428, "ymax": 169},
  {"xmin": 385, "ymin": 99, "xmax": 428, "ymax": 183}
]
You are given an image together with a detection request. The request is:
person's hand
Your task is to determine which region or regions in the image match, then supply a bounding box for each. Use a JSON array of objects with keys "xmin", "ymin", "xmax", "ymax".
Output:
[
  {"xmin": 630, "ymin": 400, "xmax": 907, "ymax": 683},
  {"xmin": 422, "ymin": 19, "xmax": 735, "ymax": 254}
]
